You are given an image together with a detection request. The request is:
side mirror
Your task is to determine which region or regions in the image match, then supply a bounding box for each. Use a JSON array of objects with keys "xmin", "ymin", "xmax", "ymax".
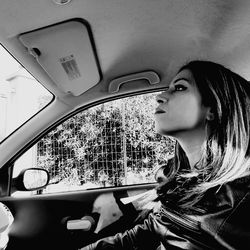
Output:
[{"xmin": 12, "ymin": 168, "xmax": 50, "ymax": 191}]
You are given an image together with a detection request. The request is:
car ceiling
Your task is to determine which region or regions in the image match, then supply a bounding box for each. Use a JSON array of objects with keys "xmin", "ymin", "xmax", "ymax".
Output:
[{"xmin": 0, "ymin": 0, "xmax": 250, "ymax": 99}]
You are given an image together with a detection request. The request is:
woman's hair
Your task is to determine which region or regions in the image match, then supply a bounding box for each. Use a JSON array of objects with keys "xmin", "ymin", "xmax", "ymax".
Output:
[{"xmin": 157, "ymin": 60, "xmax": 250, "ymax": 212}]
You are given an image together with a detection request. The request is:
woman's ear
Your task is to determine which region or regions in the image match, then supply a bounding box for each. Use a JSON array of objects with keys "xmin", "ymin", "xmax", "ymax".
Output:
[{"xmin": 206, "ymin": 108, "xmax": 215, "ymax": 121}]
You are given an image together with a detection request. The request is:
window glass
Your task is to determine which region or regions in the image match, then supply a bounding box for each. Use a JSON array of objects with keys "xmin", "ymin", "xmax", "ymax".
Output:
[
  {"xmin": 12, "ymin": 93, "xmax": 175, "ymax": 196},
  {"xmin": 0, "ymin": 45, "xmax": 53, "ymax": 143}
]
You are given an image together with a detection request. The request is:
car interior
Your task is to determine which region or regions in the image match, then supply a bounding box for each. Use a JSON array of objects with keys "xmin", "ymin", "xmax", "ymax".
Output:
[{"xmin": 1, "ymin": 0, "xmax": 250, "ymax": 249}]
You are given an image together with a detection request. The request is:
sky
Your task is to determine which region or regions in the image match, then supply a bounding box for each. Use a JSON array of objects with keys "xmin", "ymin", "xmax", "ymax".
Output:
[
  {"xmin": 0, "ymin": 44, "xmax": 52, "ymax": 141},
  {"xmin": 0, "ymin": 45, "xmax": 20, "ymax": 81}
]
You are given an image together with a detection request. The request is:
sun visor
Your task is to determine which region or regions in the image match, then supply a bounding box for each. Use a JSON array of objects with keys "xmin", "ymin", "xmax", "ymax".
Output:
[{"xmin": 19, "ymin": 20, "xmax": 100, "ymax": 96}]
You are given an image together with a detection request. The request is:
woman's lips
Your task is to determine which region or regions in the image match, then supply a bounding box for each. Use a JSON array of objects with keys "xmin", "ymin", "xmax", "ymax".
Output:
[{"xmin": 155, "ymin": 108, "xmax": 165, "ymax": 114}]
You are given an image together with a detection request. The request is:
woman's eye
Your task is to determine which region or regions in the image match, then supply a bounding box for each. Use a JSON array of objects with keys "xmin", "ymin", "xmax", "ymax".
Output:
[{"xmin": 174, "ymin": 84, "xmax": 187, "ymax": 91}]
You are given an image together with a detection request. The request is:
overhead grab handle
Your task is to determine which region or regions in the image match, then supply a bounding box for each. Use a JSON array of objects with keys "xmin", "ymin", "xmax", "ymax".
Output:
[{"xmin": 109, "ymin": 71, "xmax": 160, "ymax": 93}]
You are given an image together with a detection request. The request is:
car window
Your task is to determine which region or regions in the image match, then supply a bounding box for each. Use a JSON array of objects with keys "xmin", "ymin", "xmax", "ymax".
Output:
[
  {"xmin": 0, "ymin": 45, "xmax": 53, "ymax": 143},
  {"xmin": 12, "ymin": 92, "xmax": 175, "ymax": 196}
]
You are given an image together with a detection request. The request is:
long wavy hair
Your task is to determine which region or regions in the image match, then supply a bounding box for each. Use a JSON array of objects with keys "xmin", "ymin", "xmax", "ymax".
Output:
[{"xmin": 157, "ymin": 61, "xmax": 250, "ymax": 212}]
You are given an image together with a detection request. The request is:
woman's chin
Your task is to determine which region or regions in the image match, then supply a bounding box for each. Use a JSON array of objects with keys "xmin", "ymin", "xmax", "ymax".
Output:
[
  {"xmin": 155, "ymin": 126, "xmax": 182, "ymax": 139},
  {"xmin": 155, "ymin": 126, "xmax": 172, "ymax": 136}
]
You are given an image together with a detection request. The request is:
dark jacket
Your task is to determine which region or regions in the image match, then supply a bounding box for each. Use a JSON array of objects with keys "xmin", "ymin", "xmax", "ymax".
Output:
[{"xmin": 81, "ymin": 176, "xmax": 250, "ymax": 250}]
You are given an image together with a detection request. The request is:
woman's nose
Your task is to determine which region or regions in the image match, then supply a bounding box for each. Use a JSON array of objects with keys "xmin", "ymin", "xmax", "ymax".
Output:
[{"xmin": 156, "ymin": 92, "xmax": 168, "ymax": 104}]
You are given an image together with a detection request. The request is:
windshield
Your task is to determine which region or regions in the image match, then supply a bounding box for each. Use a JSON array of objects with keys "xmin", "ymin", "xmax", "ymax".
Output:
[{"xmin": 0, "ymin": 45, "xmax": 53, "ymax": 143}]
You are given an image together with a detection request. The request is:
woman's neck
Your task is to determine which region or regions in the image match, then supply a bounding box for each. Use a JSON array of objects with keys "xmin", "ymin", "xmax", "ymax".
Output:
[{"xmin": 176, "ymin": 130, "xmax": 206, "ymax": 169}]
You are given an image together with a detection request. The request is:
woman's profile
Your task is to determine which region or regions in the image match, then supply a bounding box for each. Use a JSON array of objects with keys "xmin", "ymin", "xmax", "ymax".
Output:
[{"xmin": 80, "ymin": 60, "xmax": 250, "ymax": 250}]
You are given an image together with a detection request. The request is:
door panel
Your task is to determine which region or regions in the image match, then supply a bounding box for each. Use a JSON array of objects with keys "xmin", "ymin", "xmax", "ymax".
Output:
[{"xmin": 2, "ymin": 183, "xmax": 156, "ymax": 250}]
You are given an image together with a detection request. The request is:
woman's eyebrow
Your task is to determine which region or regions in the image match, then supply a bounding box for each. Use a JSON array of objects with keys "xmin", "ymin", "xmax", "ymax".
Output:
[{"xmin": 173, "ymin": 77, "xmax": 189, "ymax": 84}]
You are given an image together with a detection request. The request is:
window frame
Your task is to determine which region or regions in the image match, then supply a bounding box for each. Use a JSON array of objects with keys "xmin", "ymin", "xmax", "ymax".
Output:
[{"xmin": 2, "ymin": 88, "xmax": 169, "ymax": 197}]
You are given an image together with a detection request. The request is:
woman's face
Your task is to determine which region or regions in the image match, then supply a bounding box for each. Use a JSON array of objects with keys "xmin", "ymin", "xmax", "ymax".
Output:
[{"xmin": 155, "ymin": 69, "xmax": 209, "ymax": 137}]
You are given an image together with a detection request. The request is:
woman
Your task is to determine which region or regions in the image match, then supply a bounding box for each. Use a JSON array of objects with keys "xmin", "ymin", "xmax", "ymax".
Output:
[{"xmin": 80, "ymin": 61, "xmax": 250, "ymax": 249}]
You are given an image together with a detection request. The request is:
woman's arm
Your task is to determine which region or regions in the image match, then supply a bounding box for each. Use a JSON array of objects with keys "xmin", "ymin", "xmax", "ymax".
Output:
[{"xmin": 80, "ymin": 213, "xmax": 160, "ymax": 250}]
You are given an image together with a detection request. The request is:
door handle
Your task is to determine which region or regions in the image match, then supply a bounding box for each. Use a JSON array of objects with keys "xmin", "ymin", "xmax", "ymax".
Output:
[{"xmin": 66, "ymin": 216, "xmax": 95, "ymax": 231}]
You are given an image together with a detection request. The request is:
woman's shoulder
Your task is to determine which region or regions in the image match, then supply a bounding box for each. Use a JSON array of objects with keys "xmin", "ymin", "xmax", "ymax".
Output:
[
  {"xmin": 202, "ymin": 174, "xmax": 250, "ymax": 208},
  {"xmin": 199, "ymin": 175, "xmax": 250, "ymax": 247},
  {"xmin": 223, "ymin": 174, "xmax": 250, "ymax": 197}
]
